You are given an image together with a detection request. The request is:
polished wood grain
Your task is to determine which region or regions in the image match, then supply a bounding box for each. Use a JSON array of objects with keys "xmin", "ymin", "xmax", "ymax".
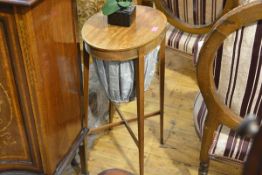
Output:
[
  {"xmin": 109, "ymin": 101, "xmax": 115, "ymax": 129},
  {"xmin": 159, "ymin": 37, "xmax": 165, "ymax": 144},
  {"xmin": 82, "ymin": 6, "xmax": 167, "ymax": 175},
  {"xmin": 136, "ymin": 47, "xmax": 145, "ymax": 175},
  {"xmin": 82, "ymin": 6, "xmax": 167, "ymax": 62},
  {"xmin": 0, "ymin": 6, "xmax": 42, "ymax": 172},
  {"xmin": 81, "ymin": 40, "xmax": 91, "ymax": 175},
  {"xmin": 0, "ymin": 0, "xmax": 40, "ymax": 6},
  {"xmin": 154, "ymin": 0, "xmax": 239, "ymax": 34},
  {"xmin": 84, "ymin": 30, "xmax": 165, "ymax": 61},
  {"xmin": 196, "ymin": 1, "xmax": 262, "ymax": 174},
  {"xmin": 82, "ymin": 5, "xmax": 167, "ymax": 52},
  {"xmin": 0, "ymin": 0, "xmax": 85, "ymax": 174},
  {"xmin": 15, "ymin": 1, "xmax": 82, "ymax": 173}
]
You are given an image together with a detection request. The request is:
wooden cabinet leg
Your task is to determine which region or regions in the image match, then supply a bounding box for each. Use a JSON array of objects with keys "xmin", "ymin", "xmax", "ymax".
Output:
[
  {"xmin": 136, "ymin": 48, "xmax": 145, "ymax": 175},
  {"xmin": 159, "ymin": 38, "xmax": 166, "ymax": 144}
]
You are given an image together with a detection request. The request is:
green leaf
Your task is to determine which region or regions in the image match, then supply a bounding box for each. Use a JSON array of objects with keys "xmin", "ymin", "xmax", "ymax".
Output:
[
  {"xmin": 118, "ymin": 1, "xmax": 131, "ymax": 7},
  {"xmin": 102, "ymin": 0, "xmax": 120, "ymax": 16}
]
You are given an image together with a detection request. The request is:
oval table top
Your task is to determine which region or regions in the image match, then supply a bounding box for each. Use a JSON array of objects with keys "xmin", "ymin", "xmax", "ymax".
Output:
[{"xmin": 81, "ymin": 5, "xmax": 167, "ymax": 51}]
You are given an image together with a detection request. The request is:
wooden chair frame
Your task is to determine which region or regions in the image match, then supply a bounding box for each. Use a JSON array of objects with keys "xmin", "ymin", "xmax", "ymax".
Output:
[
  {"xmin": 196, "ymin": 1, "xmax": 262, "ymax": 174},
  {"xmin": 243, "ymin": 126, "xmax": 262, "ymax": 175},
  {"xmin": 154, "ymin": 0, "xmax": 240, "ymax": 34}
]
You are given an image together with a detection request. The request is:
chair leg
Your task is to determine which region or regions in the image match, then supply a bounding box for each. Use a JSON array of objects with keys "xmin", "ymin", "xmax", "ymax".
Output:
[
  {"xmin": 136, "ymin": 48, "xmax": 145, "ymax": 175},
  {"xmin": 199, "ymin": 115, "xmax": 219, "ymax": 175},
  {"xmin": 198, "ymin": 162, "xmax": 209, "ymax": 175},
  {"xmin": 159, "ymin": 38, "xmax": 165, "ymax": 144}
]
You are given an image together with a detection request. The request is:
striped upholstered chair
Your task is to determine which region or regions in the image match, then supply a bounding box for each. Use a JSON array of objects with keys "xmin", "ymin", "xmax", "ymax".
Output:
[
  {"xmin": 154, "ymin": 0, "xmax": 240, "ymax": 65},
  {"xmin": 193, "ymin": 1, "xmax": 262, "ymax": 174}
]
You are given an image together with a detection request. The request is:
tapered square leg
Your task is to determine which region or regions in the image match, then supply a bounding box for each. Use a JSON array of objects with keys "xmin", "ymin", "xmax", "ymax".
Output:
[
  {"xmin": 159, "ymin": 38, "xmax": 166, "ymax": 144},
  {"xmin": 80, "ymin": 42, "xmax": 90, "ymax": 175},
  {"xmin": 108, "ymin": 101, "xmax": 115, "ymax": 130},
  {"xmin": 136, "ymin": 48, "xmax": 145, "ymax": 175}
]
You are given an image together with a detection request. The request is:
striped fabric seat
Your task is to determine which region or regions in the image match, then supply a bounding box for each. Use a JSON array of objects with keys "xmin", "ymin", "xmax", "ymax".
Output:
[
  {"xmin": 165, "ymin": 0, "xmax": 226, "ymax": 58},
  {"xmin": 166, "ymin": 25, "xmax": 206, "ymax": 55},
  {"xmin": 193, "ymin": 21, "xmax": 262, "ymax": 162},
  {"xmin": 164, "ymin": 0, "xmax": 226, "ymax": 25}
]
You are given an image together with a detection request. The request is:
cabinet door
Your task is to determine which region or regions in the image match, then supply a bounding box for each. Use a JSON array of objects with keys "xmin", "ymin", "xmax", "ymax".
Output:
[
  {"xmin": 0, "ymin": 7, "xmax": 42, "ymax": 173},
  {"xmin": 15, "ymin": 0, "xmax": 83, "ymax": 173}
]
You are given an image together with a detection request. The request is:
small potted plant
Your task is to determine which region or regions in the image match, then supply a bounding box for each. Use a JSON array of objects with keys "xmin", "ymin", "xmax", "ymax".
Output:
[{"xmin": 102, "ymin": 0, "xmax": 136, "ymax": 27}]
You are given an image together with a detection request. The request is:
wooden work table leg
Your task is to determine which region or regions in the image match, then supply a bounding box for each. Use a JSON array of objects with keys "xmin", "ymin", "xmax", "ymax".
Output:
[
  {"xmin": 109, "ymin": 101, "xmax": 115, "ymax": 129},
  {"xmin": 79, "ymin": 43, "xmax": 90, "ymax": 175},
  {"xmin": 136, "ymin": 48, "xmax": 145, "ymax": 175},
  {"xmin": 159, "ymin": 38, "xmax": 166, "ymax": 144}
]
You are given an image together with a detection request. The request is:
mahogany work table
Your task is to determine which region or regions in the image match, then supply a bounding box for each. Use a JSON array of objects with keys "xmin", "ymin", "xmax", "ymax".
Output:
[{"xmin": 82, "ymin": 5, "xmax": 167, "ymax": 175}]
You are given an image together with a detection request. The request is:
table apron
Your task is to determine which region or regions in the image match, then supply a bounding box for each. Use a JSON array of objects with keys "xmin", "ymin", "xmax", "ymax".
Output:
[{"xmin": 84, "ymin": 30, "xmax": 166, "ymax": 61}]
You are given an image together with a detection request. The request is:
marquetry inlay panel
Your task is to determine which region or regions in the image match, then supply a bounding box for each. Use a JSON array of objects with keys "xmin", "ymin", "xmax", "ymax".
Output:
[
  {"xmin": 0, "ymin": 17, "xmax": 31, "ymax": 162},
  {"xmin": 0, "ymin": 83, "xmax": 12, "ymax": 133},
  {"xmin": 0, "ymin": 1, "xmax": 83, "ymax": 173},
  {"xmin": 0, "ymin": 82, "xmax": 16, "ymax": 155}
]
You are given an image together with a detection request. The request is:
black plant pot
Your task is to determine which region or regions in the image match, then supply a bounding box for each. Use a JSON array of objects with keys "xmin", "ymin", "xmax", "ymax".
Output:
[{"xmin": 108, "ymin": 6, "xmax": 136, "ymax": 27}]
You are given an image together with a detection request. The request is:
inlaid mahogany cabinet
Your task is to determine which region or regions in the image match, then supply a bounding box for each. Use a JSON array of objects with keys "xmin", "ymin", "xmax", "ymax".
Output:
[{"xmin": 0, "ymin": 0, "xmax": 86, "ymax": 174}]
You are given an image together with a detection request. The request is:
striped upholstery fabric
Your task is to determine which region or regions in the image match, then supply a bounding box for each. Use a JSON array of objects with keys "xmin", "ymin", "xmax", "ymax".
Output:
[
  {"xmin": 165, "ymin": 0, "xmax": 226, "ymax": 57},
  {"xmin": 164, "ymin": 0, "xmax": 226, "ymax": 25},
  {"xmin": 193, "ymin": 21, "xmax": 262, "ymax": 162},
  {"xmin": 166, "ymin": 25, "xmax": 206, "ymax": 56}
]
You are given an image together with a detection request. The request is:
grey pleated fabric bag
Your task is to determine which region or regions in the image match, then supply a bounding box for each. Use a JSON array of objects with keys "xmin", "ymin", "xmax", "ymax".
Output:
[{"xmin": 92, "ymin": 46, "xmax": 160, "ymax": 103}]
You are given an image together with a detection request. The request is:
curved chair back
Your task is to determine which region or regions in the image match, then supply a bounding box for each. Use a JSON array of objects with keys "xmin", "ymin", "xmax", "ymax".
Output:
[
  {"xmin": 197, "ymin": 1, "xmax": 262, "ymax": 131},
  {"xmin": 155, "ymin": 0, "xmax": 239, "ymax": 34},
  {"xmin": 195, "ymin": 2, "xmax": 262, "ymax": 174}
]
